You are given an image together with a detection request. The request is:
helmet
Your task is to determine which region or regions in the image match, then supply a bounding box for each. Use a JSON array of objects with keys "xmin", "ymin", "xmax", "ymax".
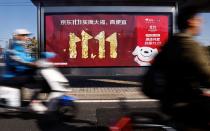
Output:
[{"xmin": 13, "ymin": 29, "xmax": 31, "ymax": 36}]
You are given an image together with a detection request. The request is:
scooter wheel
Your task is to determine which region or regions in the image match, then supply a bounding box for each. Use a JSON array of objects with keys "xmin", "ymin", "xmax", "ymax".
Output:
[{"xmin": 57, "ymin": 104, "xmax": 77, "ymax": 119}]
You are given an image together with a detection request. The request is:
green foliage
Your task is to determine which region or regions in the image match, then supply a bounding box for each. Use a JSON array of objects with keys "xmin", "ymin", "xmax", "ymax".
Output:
[{"xmin": 26, "ymin": 36, "xmax": 38, "ymax": 59}]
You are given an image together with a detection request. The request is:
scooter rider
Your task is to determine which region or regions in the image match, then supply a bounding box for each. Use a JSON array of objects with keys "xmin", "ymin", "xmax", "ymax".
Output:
[{"xmin": 2, "ymin": 28, "xmax": 47, "ymax": 112}]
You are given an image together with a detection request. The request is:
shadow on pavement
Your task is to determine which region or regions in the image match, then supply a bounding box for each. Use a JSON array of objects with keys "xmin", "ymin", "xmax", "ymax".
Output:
[
  {"xmin": 0, "ymin": 112, "xmax": 109, "ymax": 131},
  {"xmin": 36, "ymin": 118, "xmax": 109, "ymax": 131}
]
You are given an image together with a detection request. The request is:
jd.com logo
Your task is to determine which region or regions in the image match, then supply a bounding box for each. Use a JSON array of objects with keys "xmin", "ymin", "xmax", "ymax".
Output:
[{"xmin": 144, "ymin": 18, "xmax": 160, "ymax": 23}]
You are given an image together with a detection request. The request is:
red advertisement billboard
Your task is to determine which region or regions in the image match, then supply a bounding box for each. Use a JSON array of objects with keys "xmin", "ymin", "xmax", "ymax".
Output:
[{"xmin": 45, "ymin": 14, "xmax": 169, "ymax": 67}]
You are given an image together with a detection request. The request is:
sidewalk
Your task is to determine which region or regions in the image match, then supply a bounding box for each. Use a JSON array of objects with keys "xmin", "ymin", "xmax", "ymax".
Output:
[
  {"xmin": 22, "ymin": 78, "xmax": 149, "ymax": 100},
  {"xmin": 67, "ymin": 87, "xmax": 147, "ymax": 100}
]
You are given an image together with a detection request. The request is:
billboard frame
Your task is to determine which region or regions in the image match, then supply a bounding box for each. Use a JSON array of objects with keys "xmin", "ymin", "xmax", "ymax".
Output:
[{"xmin": 38, "ymin": 6, "xmax": 176, "ymax": 77}]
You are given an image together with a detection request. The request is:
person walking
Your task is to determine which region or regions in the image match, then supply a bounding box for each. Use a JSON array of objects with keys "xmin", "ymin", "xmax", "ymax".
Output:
[{"xmin": 143, "ymin": 5, "xmax": 210, "ymax": 130}]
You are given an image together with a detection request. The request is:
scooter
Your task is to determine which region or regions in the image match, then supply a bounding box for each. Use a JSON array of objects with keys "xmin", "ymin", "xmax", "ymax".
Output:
[{"xmin": 0, "ymin": 52, "xmax": 77, "ymax": 120}]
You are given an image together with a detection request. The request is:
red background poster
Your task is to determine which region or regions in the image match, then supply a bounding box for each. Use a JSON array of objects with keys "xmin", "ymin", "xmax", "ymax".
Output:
[
  {"xmin": 45, "ymin": 14, "xmax": 169, "ymax": 67},
  {"xmin": 136, "ymin": 16, "xmax": 169, "ymax": 49}
]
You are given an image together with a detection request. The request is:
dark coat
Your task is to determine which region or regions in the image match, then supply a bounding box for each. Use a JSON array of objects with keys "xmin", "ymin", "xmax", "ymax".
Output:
[{"xmin": 152, "ymin": 33, "xmax": 210, "ymax": 104}]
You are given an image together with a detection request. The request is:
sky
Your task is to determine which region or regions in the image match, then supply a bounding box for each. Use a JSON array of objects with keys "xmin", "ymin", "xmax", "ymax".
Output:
[
  {"xmin": 0, "ymin": 0, "xmax": 36, "ymax": 48},
  {"xmin": 197, "ymin": 13, "xmax": 210, "ymax": 46},
  {"xmin": 0, "ymin": 1, "xmax": 210, "ymax": 48}
]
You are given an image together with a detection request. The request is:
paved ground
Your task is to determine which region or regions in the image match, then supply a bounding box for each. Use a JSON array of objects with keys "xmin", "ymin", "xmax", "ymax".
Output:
[
  {"xmin": 22, "ymin": 78, "xmax": 149, "ymax": 100},
  {"xmin": 68, "ymin": 87, "xmax": 145, "ymax": 100},
  {"xmin": 21, "ymin": 77, "xmax": 155, "ymax": 122},
  {"xmin": 68, "ymin": 78, "xmax": 146, "ymax": 99},
  {"xmin": 0, "ymin": 63, "xmax": 160, "ymax": 130},
  {"xmin": 0, "ymin": 101, "xmax": 159, "ymax": 131}
]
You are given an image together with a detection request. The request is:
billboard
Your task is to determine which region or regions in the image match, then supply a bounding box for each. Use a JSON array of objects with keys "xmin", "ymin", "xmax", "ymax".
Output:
[{"xmin": 45, "ymin": 14, "xmax": 169, "ymax": 67}]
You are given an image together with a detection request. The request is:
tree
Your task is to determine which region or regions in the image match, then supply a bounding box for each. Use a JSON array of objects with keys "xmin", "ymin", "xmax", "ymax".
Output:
[{"xmin": 26, "ymin": 36, "xmax": 38, "ymax": 58}]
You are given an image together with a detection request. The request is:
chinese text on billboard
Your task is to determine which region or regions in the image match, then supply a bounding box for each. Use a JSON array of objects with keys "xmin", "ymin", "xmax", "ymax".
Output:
[{"xmin": 45, "ymin": 14, "xmax": 169, "ymax": 67}]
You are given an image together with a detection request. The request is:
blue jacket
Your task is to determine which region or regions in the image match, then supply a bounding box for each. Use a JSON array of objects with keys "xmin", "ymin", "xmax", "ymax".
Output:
[{"xmin": 2, "ymin": 40, "xmax": 35, "ymax": 78}]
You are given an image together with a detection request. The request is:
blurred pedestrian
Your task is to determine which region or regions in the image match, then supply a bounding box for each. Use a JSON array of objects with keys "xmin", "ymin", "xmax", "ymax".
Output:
[{"xmin": 143, "ymin": 5, "xmax": 210, "ymax": 129}]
